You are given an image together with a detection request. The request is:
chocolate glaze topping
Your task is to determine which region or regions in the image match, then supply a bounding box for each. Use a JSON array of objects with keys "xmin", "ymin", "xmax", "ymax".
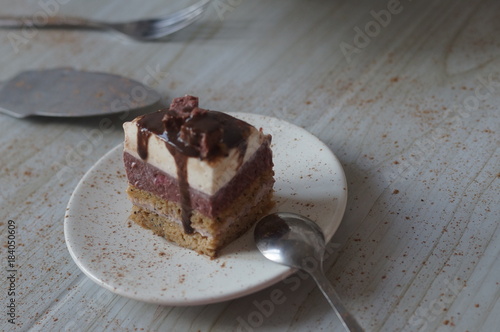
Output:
[{"xmin": 135, "ymin": 95, "xmax": 254, "ymax": 234}]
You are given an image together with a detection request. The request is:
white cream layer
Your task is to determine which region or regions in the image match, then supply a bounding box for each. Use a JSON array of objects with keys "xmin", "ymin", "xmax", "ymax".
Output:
[{"xmin": 123, "ymin": 119, "xmax": 267, "ymax": 196}]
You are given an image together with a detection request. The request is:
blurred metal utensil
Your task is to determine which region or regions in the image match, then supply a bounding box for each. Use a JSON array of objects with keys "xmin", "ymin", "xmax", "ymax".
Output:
[
  {"xmin": 0, "ymin": 0, "xmax": 210, "ymax": 41},
  {"xmin": 0, "ymin": 68, "xmax": 161, "ymax": 118}
]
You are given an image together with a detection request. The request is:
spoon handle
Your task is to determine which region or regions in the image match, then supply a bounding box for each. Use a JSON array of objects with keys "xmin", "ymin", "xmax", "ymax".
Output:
[{"xmin": 309, "ymin": 268, "xmax": 364, "ymax": 332}]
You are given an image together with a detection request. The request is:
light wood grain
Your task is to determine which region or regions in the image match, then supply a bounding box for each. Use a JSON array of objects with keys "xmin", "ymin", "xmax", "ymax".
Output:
[{"xmin": 0, "ymin": 0, "xmax": 498, "ymax": 331}]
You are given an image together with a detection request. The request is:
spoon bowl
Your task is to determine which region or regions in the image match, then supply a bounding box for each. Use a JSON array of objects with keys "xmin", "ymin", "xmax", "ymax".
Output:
[
  {"xmin": 254, "ymin": 212, "xmax": 364, "ymax": 332},
  {"xmin": 254, "ymin": 212, "xmax": 325, "ymax": 270}
]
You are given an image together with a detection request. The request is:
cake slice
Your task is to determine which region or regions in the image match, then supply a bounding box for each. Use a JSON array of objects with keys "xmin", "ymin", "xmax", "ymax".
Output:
[{"xmin": 123, "ymin": 95, "xmax": 274, "ymax": 258}]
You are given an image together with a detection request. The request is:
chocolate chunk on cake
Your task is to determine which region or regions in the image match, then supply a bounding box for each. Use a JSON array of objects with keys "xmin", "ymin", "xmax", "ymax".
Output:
[{"xmin": 123, "ymin": 95, "xmax": 274, "ymax": 258}]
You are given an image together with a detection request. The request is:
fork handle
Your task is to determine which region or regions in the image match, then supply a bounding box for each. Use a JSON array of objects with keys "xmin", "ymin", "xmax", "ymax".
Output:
[{"xmin": 0, "ymin": 15, "xmax": 102, "ymax": 29}]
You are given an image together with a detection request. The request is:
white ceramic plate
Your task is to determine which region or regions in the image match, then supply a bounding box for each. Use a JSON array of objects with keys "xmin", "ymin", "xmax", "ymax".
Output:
[{"xmin": 64, "ymin": 113, "xmax": 347, "ymax": 306}]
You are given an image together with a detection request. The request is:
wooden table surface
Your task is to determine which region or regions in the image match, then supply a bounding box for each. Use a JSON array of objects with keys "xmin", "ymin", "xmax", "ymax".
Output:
[{"xmin": 1, "ymin": 0, "xmax": 499, "ymax": 331}]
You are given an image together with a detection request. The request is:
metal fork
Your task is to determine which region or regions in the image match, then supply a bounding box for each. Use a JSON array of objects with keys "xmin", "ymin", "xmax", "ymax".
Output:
[{"xmin": 0, "ymin": 0, "xmax": 210, "ymax": 41}]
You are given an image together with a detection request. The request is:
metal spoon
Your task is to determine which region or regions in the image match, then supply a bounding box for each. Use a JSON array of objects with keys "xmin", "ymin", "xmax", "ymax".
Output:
[{"xmin": 254, "ymin": 212, "xmax": 364, "ymax": 332}]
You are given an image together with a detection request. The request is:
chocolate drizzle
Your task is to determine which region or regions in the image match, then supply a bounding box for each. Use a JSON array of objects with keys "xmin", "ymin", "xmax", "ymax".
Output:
[
  {"xmin": 134, "ymin": 96, "xmax": 253, "ymax": 234},
  {"xmin": 137, "ymin": 129, "xmax": 151, "ymax": 160},
  {"xmin": 168, "ymin": 147, "xmax": 194, "ymax": 234},
  {"xmin": 136, "ymin": 111, "xmax": 165, "ymax": 160}
]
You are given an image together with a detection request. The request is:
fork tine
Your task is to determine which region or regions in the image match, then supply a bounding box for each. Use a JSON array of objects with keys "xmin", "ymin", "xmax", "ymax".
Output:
[
  {"xmin": 142, "ymin": 14, "xmax": 205, "ymax": 39},
  {"xmin": 168, "ymin": 0, "xmax": 211, "ymax": 19},
  {"xmin": 137, "ymin": 1, "xmax": 210, "ymax": 39},
  {"xmin": 146, "ymin": 0, "xmax": 210, "ymax": 28}
]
